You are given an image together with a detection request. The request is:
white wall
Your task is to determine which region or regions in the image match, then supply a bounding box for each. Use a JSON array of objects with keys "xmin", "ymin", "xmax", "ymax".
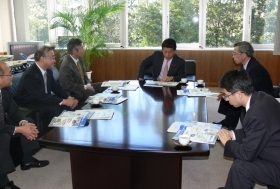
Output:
[{"xmin": 0, "ymin": 0, "xmax": 13, "ymax": 52}]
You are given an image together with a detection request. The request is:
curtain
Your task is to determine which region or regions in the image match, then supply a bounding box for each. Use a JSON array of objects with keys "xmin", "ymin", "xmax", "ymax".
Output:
[{"xmin": 273, "ymin": 0, "xmax": 280, "ymax": 55}]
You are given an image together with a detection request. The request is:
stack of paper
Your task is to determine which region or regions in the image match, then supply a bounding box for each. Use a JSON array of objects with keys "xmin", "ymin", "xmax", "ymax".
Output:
[
  {"xmin": 101, "ymin": 80, "xmax": 128, "ymax": 87},
  {"xmin": 48, "ymin": 109, "xmax": 115, "ymax": 127},
  {"xmin": 168, "ymin": 121, "xmax": 221, "ymax": 144},
  {"xmin": 177, "ymin": 88, "xmax": 212, "ymax": 96},
  {"xmin": 144, "ymin": 80, "xmax": 179, "ymax": 87},
  {"xmin": 85, "ymin": 93, "xmax": 123, "ymax": 104}
]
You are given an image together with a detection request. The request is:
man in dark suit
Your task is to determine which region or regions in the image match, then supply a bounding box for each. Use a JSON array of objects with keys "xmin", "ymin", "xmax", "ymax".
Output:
[
  {"xmin": 15, "ymin": 46, "xmax": 79, "ymax": 128},
  {"xmin": 217, "ymin": 70, "xmax": 280, "ymax": 189},
  {"xmin": 0, "ymin": 61, "xmax": 49, "ymax": 189},
  {"xmin": 214, "ymin": 41, "xmax": 273, "ymax": 129},
  {"xmin": 59, "ymin": 38, "xmax": 95, "ymax": 104},
  {"xmin": 137, "ymin": 38, "xmax": 186, "ymax": 82}
]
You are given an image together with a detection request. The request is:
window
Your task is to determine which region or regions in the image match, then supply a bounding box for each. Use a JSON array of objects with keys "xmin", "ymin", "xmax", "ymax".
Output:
[
  {"xmin": 28, "ymin": 0, "xmax": 49, "ymax": 43},
  {"xmin": 128, "ymin": 0, "xmax": 162, "ymax": 47},
  {"xmin": 206, "ymin": 0, "xmax": 243, "ymax": 48},
  {"xmin": 251, "ymin": 0, "xmax": 278, "ymax": 45},
  {"xmin": 169, "ymin": 0, "xmax": 199, "ymax": 45},
  {"xmin": 25, "ymin": 0, "xmax": 278, "ymax": 48}
]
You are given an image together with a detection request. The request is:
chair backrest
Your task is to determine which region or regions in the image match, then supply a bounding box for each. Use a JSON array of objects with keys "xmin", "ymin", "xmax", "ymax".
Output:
[
  {"xmin": 51, "ymin": 66, "xmax": 59, "ymax": 82},
  {"xmin": 185, "ymin": 60, "xmax": 196, "ymax": 81},
  {"xmin": 10, "ymin": 72, "xmax": 24, "ymax": 98},
  {"xmin": 273, "ymin": 85, "xmax": 280, "ymax": 98}
]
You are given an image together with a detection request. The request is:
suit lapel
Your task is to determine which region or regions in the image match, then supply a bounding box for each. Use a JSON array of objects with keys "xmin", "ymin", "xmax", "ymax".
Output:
[
  {"xmin": 68, "ymin": 56, "xmax": 83, "ymax": 84},
  {"xmin": 33, "ymin": 64, "xmax": 47, "ymax": 93},
  {"xmin": 168, "ymin": 55, "xmax": 177, "ymax": 74}
]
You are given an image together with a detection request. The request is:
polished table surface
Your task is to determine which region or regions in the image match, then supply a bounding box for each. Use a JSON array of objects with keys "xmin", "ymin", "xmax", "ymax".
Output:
[
  {"xmin": 39, "ymin": 80, "xmax": 210, "ymax": 189},
  {"xmin": 40, "ymin": 81, "xmax": 209, "ymax": 155}
]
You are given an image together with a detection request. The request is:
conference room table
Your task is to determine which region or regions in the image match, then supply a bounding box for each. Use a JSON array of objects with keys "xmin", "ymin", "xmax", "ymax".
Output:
[{"xmin": 39, "ymin": 80, "xmax": 210, "ymax": 189}]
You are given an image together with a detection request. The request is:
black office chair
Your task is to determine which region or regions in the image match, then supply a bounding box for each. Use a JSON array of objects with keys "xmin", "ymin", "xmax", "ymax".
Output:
[
  {"xmin": 143, "ymin": 65, "xmax": 153, "ymax": 80},
  {"xmin": 273, "ymin": 85, "xmax": 280, "ymax": 98},
  {"xmin": 185, "ymin": 60, "xmax": 196, "ymax": 81}
]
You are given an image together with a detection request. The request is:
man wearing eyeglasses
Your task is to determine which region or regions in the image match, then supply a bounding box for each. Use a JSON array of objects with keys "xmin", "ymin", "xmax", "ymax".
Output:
[
  {"xmin": 0, "ymin": 61, "xmax": 49, "ymax": 189},
  {"xmin": 15, "ymin": 46, "xmax": 79, "ymax": 130},
  {"xmin": 217, "ymin": 70, "xmax": 280, "ymax": 189},
  {"xmin": 213, "ymin": 41, "xmax": 273, "ymax": 130}
]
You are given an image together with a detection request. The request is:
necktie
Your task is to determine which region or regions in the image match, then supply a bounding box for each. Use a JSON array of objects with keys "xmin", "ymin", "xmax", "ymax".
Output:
[
  {"xmin": 163, "ymin": 60, "xmax": 169, "ymax": 77},
  {"xmin": 240, "ymin": 65, "xmax": 245, "ymax": 71},
  {"xmin": 77, "ymin": 61, "xmax": 85, "ymax": 84},
  {"xmin": 0, "ymin": 92, "xmax": 4, "ymax": 123},
  {"xmin": 44, "ymin": 72, "xmax": 48, "ymax": 93}
]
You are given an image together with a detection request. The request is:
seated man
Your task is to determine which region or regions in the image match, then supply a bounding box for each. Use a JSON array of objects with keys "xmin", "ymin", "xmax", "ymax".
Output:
[
  {"xmin": 214, "ymin": 41, "xmax": 273, "ymax": 129},
  {"xmin": 15, "ymin": 46, "xmax": 79, "ymax": 128},
  {"xmin": 0, "ymin": 61, "xmax": 49, "ymax": 189},
  {"xmin": 137, "ymin": 38, "xmax": 186, "ymax": 82},
  {"xmin": 59, "ymin": 38, "xmax": 95, "ymax": 104},
  {"xmin": 217, "ymin": 70, "xmax": 280, "ymax": 189}
]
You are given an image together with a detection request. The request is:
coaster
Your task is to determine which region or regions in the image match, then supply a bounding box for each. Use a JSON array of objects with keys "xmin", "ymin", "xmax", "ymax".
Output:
[
  {"xmin": 91, "ymin": 104, "xmax": 102, "ymax": 108},
  {"xmin": 174, "ymin": 145, "xmax": 192, "ymax": 151},
  {"xmin": 111, "ymin": 91, "xmax": 120, "ymax": 94},
  {"xmin": 196, "ymin": 84, "xmax": 204, "ymax": 88}
]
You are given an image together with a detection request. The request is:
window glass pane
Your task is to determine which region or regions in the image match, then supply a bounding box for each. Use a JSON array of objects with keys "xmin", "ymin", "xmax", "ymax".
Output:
[
  {"xmin": 206, "ymin": 0, "xmax": 243, "ymax": 48},
  {"xmin": 28, "ymin": 0, "xmax": 49, "ymax": 43},
  {"xmin": 251, "ymin": 0, "xmax": 278, "ymax": 44},
  {"xmin": 128, "ymin": 0, "xmax": 162, "ymax": 47},
  {"xmin": 169, "ymin": 0, "xmax": 199, "ymax": 44},
  {"xmin": 98, "ymin": 0, "xmax": 121, "ymax": 43}
]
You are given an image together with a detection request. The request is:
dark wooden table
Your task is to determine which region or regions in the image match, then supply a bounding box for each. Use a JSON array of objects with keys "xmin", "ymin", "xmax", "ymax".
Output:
[{"xmin": 40, "ymin": 81, "xmax": 209, "ymax": 189}]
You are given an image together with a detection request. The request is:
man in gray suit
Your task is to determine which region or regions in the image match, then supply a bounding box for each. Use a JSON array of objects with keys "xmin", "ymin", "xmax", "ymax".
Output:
[
  {"xmin": 137, "ymin": 38, "xmax": 186, "ymax": 82},
  {"xmin": 217, "ymin": 70, "xmax": 280, "ymax": 189},
  {"xmin": 59, "ymin": 38, "xmax": 95, "ymax": 104}
]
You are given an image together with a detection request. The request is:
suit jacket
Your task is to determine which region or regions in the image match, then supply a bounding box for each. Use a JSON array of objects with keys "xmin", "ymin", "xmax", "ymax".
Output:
[
  {"xmin": 137, "ymin": 51, "xmax": 186, "ymax": 82},
  {"xmin": 224, "ymin": 92, "xmax": 280, "ymax": 168},
  {"xmin": 242, "ymin": 57, "xmax": 273, "ymax": 96},
  {"xmin": 0, "ymin": 87, "xmax": 25, "ymax": 135},
  {"xmin": 15, "ymin": 63, "xmax": 69, "ymax": 108},
  {"xmin": 59, "ymin": 55, "xmax": 91, "ymax": 98}
]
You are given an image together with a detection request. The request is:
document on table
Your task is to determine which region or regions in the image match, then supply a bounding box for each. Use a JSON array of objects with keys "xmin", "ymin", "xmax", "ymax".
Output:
[
  {"xmin": 101, "ymin": 80, "xmax": 129, "ymax": 87},
  {"xmin": 144, "ymin": 80, "xmax": 179, "ymax": 87},
  {"xmin": 85, "ymin": 93, "xmax": 122, "ymax": 104},
  {"xmin": 167, "ymin": 121, "xmax": 222, "ymax": 144},
  {"xmin": 177, "ymin": 88, "xmax": 212, "ymax": 96},
  {"xmin": 48, "ymin": 110, "xmax": 94, "ymax": 127},
  {"xmin": 76, "ymin": 109, "xmax": 114, "ymax": 120},
  {"xmin": 118, "ymin": 84, "xmax": 139, "ymax": 91}
]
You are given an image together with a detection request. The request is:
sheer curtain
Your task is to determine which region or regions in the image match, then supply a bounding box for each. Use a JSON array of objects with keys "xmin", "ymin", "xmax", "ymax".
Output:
[{"xmin": 274, "ymin": 0, "xmax": 280, "ymax": 55}]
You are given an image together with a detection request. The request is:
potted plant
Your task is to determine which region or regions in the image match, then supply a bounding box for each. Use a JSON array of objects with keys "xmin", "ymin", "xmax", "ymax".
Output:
[{"xmin": 49, "ymin": 0, "xmax": 125, "ymax": 76}]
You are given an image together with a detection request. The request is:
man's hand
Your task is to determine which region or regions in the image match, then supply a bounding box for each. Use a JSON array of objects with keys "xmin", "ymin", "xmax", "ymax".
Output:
[
  {"xmin": 15, "ymin": 123, "xmax": 39, "ymax": 140},
  {"xmin": 218, "ymin": 129, "xmax": 232, "ymax": 145},
  {"xmin": 62, "ymin": 98, "xmax": 79, "ymax": 109},
  {"xmin": 138, "ymin": 78, "xmax": 144, "ymax": 81},
  {"xmin": 217, "ymin": 92, "xmax": 223, "ymax": 101},
  {"xmin": 86, "ymin": 84, "xmax": 95, "ymax": 91},
  {"xmin": 161, "ymin": 76, "xmax": 174, "ymax": 82}
]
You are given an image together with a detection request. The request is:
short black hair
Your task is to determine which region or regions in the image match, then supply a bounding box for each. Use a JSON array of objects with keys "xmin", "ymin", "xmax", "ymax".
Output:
[
  {"xmin": 162, "ymin": 38, "xmax": 177, "ymax": 50},
  {"xmin": 219, "ymin": 70, "xmax": 255, "ymax": 95},
  {"xmin": 67, "ymin": 38, "xmax": 83, "ymax": 54},
  {"xmin": 34, "ymin": 46, "xmax": 55, "ymax": 61},
  {"xmin": 234, "ymin": 41, "xmax": 254, "ymax": 57}
]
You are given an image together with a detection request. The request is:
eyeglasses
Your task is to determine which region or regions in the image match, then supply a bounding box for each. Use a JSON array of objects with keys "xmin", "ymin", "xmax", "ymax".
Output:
[
  {"xmin": 232, "ymin": 52, "xmax": 241, "ymax": 56},
  {"xmin": 222, "ymin": 91, "xmax": 237, "ymax": 100}
]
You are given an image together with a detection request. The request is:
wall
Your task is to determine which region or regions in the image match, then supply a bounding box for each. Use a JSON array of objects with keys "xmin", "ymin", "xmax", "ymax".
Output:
[
  {"xmin": 89, "ymin": 49, "xmax": 280, "ymax": 86},
  {"xmin": 0, "ymin": 0, "xmax": 13, "ymax": 52}
]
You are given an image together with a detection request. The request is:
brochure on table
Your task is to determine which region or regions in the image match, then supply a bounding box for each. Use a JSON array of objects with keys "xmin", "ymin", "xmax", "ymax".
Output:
[
  {"xmin": 168, "ymin": 121, "xmax": 222, "ymax": 145},
  {"xmin": 48, "ymin": 109, "xmax": 115, "ymax": 127},
  {"xmin": 101, "ymin": 80, "xmax": 129, "ymax": 87},
  {"xmin": 48, "ymin": 110, "xmax": 93, "ymax": 127},
  {"xmin": 85, "ymin": 93, "xmax": 125, "ymax": 104},
  {"xmin": 144, "ymin": 80, "xmax": 179, "ymax": 87},
  {"xmin": 177, "ymin": 88, "xmax": 212, "ymax": 96}
]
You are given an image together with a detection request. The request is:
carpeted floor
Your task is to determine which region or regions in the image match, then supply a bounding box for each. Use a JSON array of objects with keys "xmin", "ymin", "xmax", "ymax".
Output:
[{"xmin": 8, "ymin": 95, "xmax": 267, "ymax": 189}]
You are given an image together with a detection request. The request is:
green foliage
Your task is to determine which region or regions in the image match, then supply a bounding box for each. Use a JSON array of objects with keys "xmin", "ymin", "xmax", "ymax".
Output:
[
  {"xmin": 28, "ymin": 0, "xmax": 49, "ymax": 42},
  {"xmin": 49, "ymin": 0, "xmax": 125, "ymax": 71}
]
